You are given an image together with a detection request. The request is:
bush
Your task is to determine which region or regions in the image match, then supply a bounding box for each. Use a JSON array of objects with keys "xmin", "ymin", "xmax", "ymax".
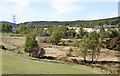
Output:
[
  {"xmin": 72, "ymin": 41, "xmax": 79, "ymax": 47},
  {"xmin": 75, "ymin": 34, "xmax": 79, "ymax": 39},
  {"xmin": 106, "ymin": 29, "xmax": 119, "ymax": 38},
  {"xmin": 51, "ymin": 30, "xmax": 62, "ymax": 45},
  {"xmin": 78, "ymin": 27, "xmax": 84, "ymax": 38},
  {"xmin": 66, "ymin": 48, "xmax": 73, "ymax": 56},
  {"xmin": 69, "ymin": 48, "xmax": 73, "ymax": 53},
  {"xmin": 105, "ymin": 36, "xmax": 120, "ymax": 51},
  {"xmin": 1, "ymin": 23, "xmax": 12, "ymax": 32},
  {"xmin": 66, "ymin": 29, "xmax": 76, "ymax": 38},
  {"xmin": 50, "ymin": 26, "xmax": 68, "ymax": 45},
  {"xmin": 17, "ymin": 25, "xmax": 34, "ymax": 34},
  {"xmin": 24, "ymin": 32, "xmax": 38, "ymax": 52},
  {"xmin": 76, "ymin": 37, "xmax": 88, "ymax": 62},
  {"xmin": 61, "ymin": 40, "xmax": 65, "ymax": 45},
  {"xmin": 47, "ymin": 37, "xmax": 52, "ymax": 43},
  {"xmin": 38, "ymin": 37, "xmax": 47, "ymax": 43}
]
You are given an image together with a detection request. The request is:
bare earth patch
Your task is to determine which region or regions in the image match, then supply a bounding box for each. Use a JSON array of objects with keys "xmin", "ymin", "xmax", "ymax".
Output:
[{"xmin": 1, "ymin": 36, "xmax": 118, "ymax": 62}]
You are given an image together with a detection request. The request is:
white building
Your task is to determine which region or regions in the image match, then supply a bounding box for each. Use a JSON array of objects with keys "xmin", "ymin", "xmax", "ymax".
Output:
[
  {"xmin": 67, "ymin": 27, "xmax": 119, "ymax": 33},
  {"xmin": 68, "ymin": 27, "xmax": 99, "ymax": 33},
  {"xmin": 67, "ymin": 27, "xmax": 78, "ymax": 30}
]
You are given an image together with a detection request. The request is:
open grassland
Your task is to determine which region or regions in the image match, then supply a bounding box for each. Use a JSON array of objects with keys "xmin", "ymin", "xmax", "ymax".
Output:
[
  {"xmin": 1, "ymin": 33, "xmax": 119, "ymax": 74},
  {"xmin": 2, "ymin": 51, "xmax": 106, "ymax": 74}
]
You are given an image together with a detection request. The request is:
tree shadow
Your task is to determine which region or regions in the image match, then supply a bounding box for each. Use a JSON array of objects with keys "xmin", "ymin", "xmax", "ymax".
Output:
[{"xmin": 71, "ymin": 58, "xmax": 120, "ymax": 64}]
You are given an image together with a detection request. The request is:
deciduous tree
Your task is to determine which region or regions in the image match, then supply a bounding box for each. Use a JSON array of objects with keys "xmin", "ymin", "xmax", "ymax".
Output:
[
  {"xmin": 76, "ymin": 37, "xmax": 88, "ymax": 62},
  {"xmin": 87, "ymin": 31, "xmax": 100, "ymax": 62}
]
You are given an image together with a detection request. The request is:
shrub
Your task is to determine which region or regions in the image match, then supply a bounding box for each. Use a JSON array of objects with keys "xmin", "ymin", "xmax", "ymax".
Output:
[
  {"xmin": 105, "ymin": 36, "xmax": 120, "ymax": 51},
  {"xmin": 50, "ymin": 26, "xmax": 68, "ymax": 45},
  {"xmin": 106, "ymin": 29, "xmax": 119, "ymax": 38},
  {"xmin": 87, "ymin": 31, "xmax": 100, "ymax": 62},
  {"xmin": 76, "ymin": 37, "xmax": 88, "ymax": 62},
  {"xmin": 51, "ymin": 30, "xmax": 62, "ymax": 45},
  {"xmin": 38, "ymin": 37, "xmax": 47, "ymax": 43},
  {"xmin": 66, "ymin": 29, "xmax": 76, "ymax": 38},
  {"xmin": 72, "ymin": 41, "xmax": 79, "ymax": 47},
  {"xmin": 61, "ymin": 40, "xmax": 65, "ymax": 45},
  {"xmin": 17, "ymin": 25, "xmax": 34, "ymax": 34},
  {"xmin": 78, "ymin": 27, "xmax": 84, "ymax": 38},
  {"xmin": 66, "ymin": 48, "xmax": 73, "ymax": 56},
  {"xmin": 24, "ymin": 32, "xmax": 38, "ymax": 52},
  {"xmin": 47, "ymin": 37, "xmax": 52, "ymax": 43},
  {"xmin": 1, "ymin": 23, "xmax": 12, "ymax": 32},
  {"xmin": 75, "ymin": 34, "xmax": 79, "ymax": 39}
]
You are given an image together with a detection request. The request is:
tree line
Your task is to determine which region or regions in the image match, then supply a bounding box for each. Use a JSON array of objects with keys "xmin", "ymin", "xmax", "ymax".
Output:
[
  {"xmin": 21, "ymin": 17, "xmax": 118, "ymax": 28},
  {"xmin": 0, "ymin": 23, "xmax": 12, "ymax": 32}
]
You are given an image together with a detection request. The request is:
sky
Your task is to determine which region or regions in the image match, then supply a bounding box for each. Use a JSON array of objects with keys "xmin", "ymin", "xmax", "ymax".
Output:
[{"xmin": 0, "ymin": 0, "xmax": 119, "ymax": 23}]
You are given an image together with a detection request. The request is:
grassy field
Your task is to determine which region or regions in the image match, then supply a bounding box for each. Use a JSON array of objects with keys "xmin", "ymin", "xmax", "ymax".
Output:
[
  {"xmin": 2, "ymin": 33, "xmax": 118, "ymax": 74},
  {"xmin": 2, "ymin": 51, "xmax": 107, "ymax": 74}
]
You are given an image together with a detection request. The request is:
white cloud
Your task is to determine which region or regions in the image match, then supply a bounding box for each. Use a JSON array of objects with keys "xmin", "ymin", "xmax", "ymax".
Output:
[
  {"xmin": 0, "ymin": 0, "xmax": 33, "ymax": 14},
  {"xmin": 0, "ymin": 0, "xmax": 118, "ymax": 23},
  {"xmin": 0, "ymin": 0, "xmax": 36, "ymax": 23},
  {"xmin": 8, "ymin": 0, "xmax": 31, "ymax": 11},
  {"xmin": 51, "ymin": 0, "xmax": 84, "ymax": 16}
]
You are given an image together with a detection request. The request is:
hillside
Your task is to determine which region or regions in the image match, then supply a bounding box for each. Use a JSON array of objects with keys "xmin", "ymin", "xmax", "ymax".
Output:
[
  {"xmin": 0, "ymin": 21, "xmax": 15, "ymax": 25},
  {"xmin": 20, "ymin": 17, "xmax": 118, "ymax": 27},
  {"xmin": 0, "ymin": 21, "xmax": 18, "ymax": 28},
  {"xmin": 2, "ymin": 51, "xmax": 108, "ymax": 74},
  {"xmin": 0, "ymin": 17, "xmax": 118, "ymax": 28}
]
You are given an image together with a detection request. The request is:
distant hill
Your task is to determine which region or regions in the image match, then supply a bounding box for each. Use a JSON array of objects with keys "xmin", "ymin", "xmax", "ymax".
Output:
[
  {"xmin": 1, "ymin": 17, "xmax": 119, "ymax": 28},
  {"xmin": 0, "ymin": 21, "xmax": 19, "ymax": 28},
  {"xmin": 20, "ymin": 17, "xmax": 118, "ymax": 27},
  {"xmin": 0, "ymin": 21, "xmax": 15, "ymax": 25}
]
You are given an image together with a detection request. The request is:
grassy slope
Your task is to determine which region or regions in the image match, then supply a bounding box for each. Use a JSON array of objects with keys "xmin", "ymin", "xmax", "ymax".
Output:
[{"xmin": 2, "ymin": 51, "xmax": 106, "ymax": 74}]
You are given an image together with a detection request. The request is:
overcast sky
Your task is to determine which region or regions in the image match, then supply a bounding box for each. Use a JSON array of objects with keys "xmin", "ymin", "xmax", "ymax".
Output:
[{"xmin": 0, "ymin": 0, "xmax": 119, "ymax": 23}]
